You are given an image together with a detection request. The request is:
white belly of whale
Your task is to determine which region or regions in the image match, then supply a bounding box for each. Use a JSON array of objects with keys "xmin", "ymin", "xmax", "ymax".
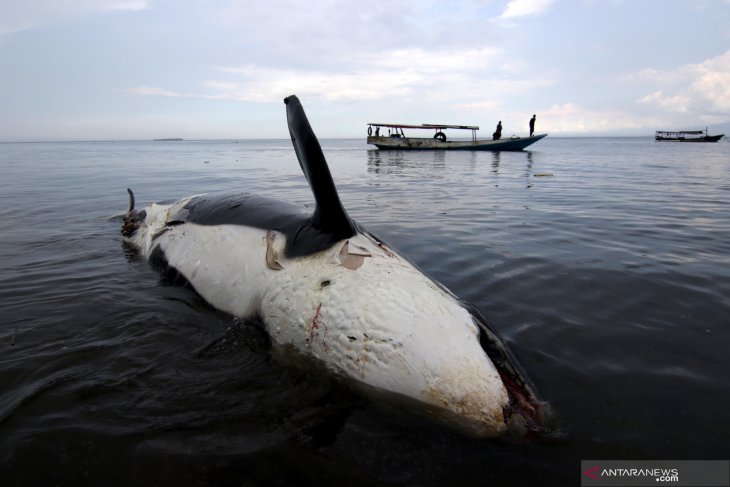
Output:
[{"xmin": 129, "ymin": 200, "xmax": 510, "ymax": 435}]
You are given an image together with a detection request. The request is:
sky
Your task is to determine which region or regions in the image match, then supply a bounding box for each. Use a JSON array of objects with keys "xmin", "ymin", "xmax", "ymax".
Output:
[{"xmin": 1, "ymin": 0, "xmax": 730, "ymax": 141}]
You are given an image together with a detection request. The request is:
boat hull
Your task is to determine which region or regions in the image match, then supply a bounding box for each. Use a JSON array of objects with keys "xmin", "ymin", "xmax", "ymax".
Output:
[
  {"xmin": 655, "ymin": 134, "xmax": 724, "ymax": 142},
  {"xmin": 367, "ymin": 134, "xmax": 547, "ymax": 151}
]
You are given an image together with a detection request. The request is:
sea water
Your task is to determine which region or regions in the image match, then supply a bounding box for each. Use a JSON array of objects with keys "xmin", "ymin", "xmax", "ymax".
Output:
[{"xmin": 1, "ymin": 137, "xmax": 729, "ymax": 485}]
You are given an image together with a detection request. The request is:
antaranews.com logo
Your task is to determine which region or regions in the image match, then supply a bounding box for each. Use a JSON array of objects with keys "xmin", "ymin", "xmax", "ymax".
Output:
[{"xmin": 580, "ymin": 460, "xmax": 729, "ymax": 487}]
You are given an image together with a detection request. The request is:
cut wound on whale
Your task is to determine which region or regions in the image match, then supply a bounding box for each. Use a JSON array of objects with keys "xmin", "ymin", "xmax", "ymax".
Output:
[
  {"xmin": 265, "ymin": 230, "xmax": 284, "ymax": 270},
  {"xmin": 338, "ymin": 240, "xmax": 367, "ymax": 270},
  {"xmin": 309, "ymin": 303, "xmax": 327, "ymax": 352}
]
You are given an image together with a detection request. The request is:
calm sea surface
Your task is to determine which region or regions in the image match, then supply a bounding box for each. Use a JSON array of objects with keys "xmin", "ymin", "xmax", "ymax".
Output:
[{"xmin": 1, "ymin": 137, "xmax": 729, "ymax": 486}]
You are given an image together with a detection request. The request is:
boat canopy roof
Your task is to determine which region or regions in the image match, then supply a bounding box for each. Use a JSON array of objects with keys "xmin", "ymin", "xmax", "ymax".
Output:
[
  {"xmin": 368, "ymin": 122, "xmax": 480, "ymax": 130},
  {"xmin": 656, "ymin": 130, "xmax": 704, "ymax": 135}
]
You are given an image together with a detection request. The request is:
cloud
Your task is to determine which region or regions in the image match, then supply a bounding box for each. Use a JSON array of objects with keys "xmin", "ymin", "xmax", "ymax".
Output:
[
  {"xmin": 212, "ymin": 0, "xmax": 503, "ymax": 64},
  {"xmin": 209, "ymin": 65, "xmax": 419, "ymax": 103},
  {"xmin": 366, "ymin": 47, "xmax": 501, "ymax": 73},
  {"xmin": 101, "ymin": 1, "xmax": 150, "ymax": 11},
  {"xmin": 634, "ymin": 49, "xmax": 730, "ymax": 115},
  {"xmin": 534, "ymin": 102, "xmax": 664, "ymax": 134},
  {"xmin": 0, "ymin": 0, "xmax": 149, "ymax": 37},
  {"xmin": 497, "ymin": 0, "xmax": 555, "ymax": 20},
  {"xmin": 121, "ymin": 2, "xmax": 539, "ymax": 110},
  {"xmin": 127, "ymin": 45, "xmax": 549, "ymax": 105},
  {"xmin": 173, "ymin": 63, "xmax": 423, "ymax": 104},
  {"xmin": 637, "ymin": 91, "xmax": 691, "ymax": 113},
  {"xmin": 0, "ymin": 24, "xmax": 34, "ymax": 36},
  {"xmin": 127, "ymin": 86, "xmax": 186, "ymax": 97},
  {"xmin": 455, "ymin": 100, "xmax": 501, "ymax": 113}
]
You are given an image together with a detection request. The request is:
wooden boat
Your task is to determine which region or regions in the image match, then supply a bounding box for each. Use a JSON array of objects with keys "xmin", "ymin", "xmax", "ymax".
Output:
[
  {"xmin": 655, "ymin": 128, "xmax": 724, "ymax": 142},
  {"xmin": 367, "ymin": 123, "xmax": 547, "ymax": 151}
]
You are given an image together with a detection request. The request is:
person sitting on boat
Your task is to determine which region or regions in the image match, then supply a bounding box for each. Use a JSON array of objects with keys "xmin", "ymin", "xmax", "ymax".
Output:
[{"xmin": 493, "ymin": 121, "xmax": 502, "ymax": 140}]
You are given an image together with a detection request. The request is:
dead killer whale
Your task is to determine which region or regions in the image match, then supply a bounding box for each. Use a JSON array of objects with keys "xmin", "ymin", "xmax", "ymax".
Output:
[{"xmin": 122, "ymin": 95, "xmax": 546, "ymax": 437}]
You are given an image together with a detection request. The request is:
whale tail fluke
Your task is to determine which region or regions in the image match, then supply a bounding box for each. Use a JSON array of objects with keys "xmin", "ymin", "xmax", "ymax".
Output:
[{"xmin": 284, "ymin": 95, "xmax": 356, "ymax": 241}]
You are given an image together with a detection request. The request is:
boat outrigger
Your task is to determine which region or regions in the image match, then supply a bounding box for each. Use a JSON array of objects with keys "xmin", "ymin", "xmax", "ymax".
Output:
[
  {"xmin": 367, "ymin": 123, "xmax": 547, "ymax": 151},
  {"xmin": 655, "ymin": 127, "xmax": 724, "ymax": 143}
]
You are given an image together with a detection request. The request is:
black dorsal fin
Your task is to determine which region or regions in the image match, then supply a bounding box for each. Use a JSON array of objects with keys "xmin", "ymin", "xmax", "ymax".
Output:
[{"xmin": 284, "ymin": 95, "xmax": 356, "ymax": 241}]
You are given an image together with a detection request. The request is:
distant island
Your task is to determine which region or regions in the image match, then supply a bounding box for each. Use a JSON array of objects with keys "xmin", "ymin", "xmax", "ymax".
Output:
[{"xmin": 153, "ymin": 138, "xmax": 183, "ymax": 141}]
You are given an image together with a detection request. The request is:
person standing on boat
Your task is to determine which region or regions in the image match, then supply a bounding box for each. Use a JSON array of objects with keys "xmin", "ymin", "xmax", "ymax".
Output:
[
  {"xmin": 529, "ymin": 114, "xmax": 536, "ymax": 137},
  {"xmin": 493, "ymin": 121, "xmax": 502, "ymax": 140}
]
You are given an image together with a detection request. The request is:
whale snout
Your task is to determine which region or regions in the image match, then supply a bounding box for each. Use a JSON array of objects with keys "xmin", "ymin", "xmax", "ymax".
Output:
[
  {"xmin": 499, "ymin": 369, "xmax": 551, "ymax": 438},
  {"xmin": 420, "ymin": 377, "xmax": 510, "ymax": 437},
  {"xmin": 423, "ymin": 357, "xmax": 548, "ymax": 438},
  {"xmin": 468, "ymin": 309, "xmax": 549, "ymax": 437}
]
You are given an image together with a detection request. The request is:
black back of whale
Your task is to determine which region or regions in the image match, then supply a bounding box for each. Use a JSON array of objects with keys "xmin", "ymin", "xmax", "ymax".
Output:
[
  {"xmin": 175, "ymin": 95, "xmax": 356, "ymax": 258},
  {"xmin": 179, "ymin": 191, "xmax": 356, "ymax": 258}
]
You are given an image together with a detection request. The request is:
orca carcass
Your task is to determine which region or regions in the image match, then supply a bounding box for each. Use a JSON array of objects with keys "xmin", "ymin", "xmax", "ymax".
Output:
[{"xmin": 122, "ymin": 95, "xmax": 546, "ymax": 437}]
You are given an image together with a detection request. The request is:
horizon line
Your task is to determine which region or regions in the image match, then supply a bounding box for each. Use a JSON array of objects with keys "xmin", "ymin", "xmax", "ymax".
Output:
[{"xmin": 0, "ymin": 134, "xmax": 673, "ymax": 144}]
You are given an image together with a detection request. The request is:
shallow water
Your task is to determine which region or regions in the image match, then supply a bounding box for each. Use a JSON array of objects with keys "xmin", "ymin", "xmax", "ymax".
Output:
[{"xmin": 1, "ymin": 137, "xmax": 729, "ymax": 485}]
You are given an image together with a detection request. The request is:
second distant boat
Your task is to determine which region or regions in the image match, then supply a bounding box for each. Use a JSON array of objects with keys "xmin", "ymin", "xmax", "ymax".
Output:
[{"xmin": 655, "ymin": 127, "xmax": 724, "ymax": 142}]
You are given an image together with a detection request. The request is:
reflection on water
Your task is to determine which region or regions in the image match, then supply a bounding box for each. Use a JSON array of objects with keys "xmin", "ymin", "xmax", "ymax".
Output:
[
  {"xmin": 365, "ymin": 147, "xmax": 542, "ymax": 182},
  {"xmin": 491, "ymin": 150, "xmax": 501, "ymax": 173},
  {"xmin": 366, "ymin": 149, "xmax": 446, "ymax": 176}
]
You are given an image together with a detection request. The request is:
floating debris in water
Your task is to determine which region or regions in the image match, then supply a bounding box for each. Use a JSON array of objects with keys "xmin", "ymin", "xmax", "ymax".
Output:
[{"xmin": 533, "ymin": 173, "xmax": 554, "ymax": 178}]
